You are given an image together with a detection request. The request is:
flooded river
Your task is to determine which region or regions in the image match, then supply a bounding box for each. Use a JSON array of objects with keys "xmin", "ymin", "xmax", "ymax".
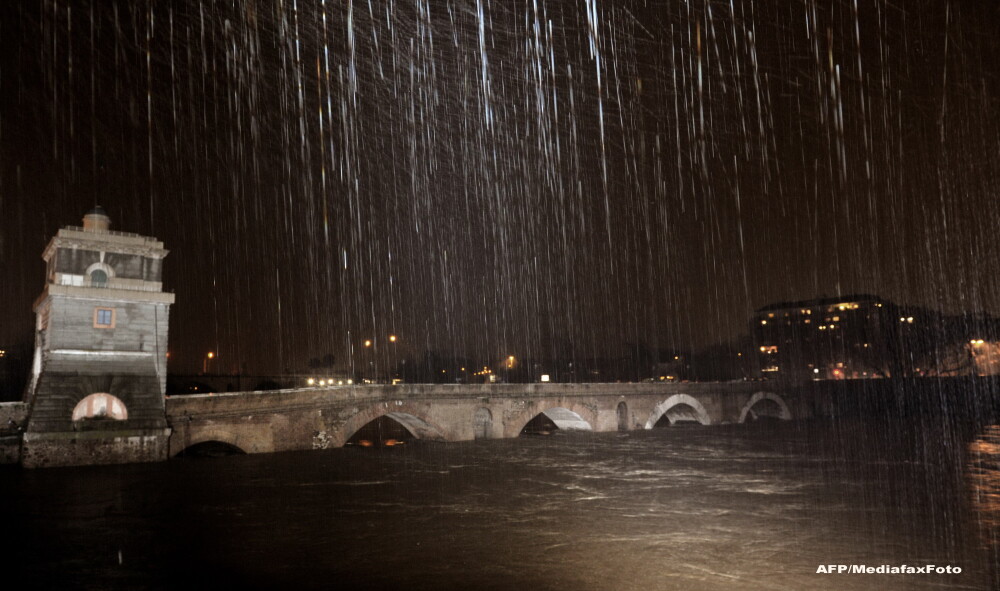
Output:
[{"xmin": 3, "ymin": 419, "xmax": 999, "ymax": 590}]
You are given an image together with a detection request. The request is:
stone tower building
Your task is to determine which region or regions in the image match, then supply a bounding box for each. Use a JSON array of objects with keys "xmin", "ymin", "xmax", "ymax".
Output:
[{"xmin": 22, "ymin": 207, "xmax": 175, "ymax": 467}]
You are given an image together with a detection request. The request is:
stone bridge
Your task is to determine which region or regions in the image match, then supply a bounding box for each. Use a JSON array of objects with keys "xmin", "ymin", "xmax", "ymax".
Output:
[{"xmin": 165, "ymin": 381, "xmax": 823, "ymax": 456}]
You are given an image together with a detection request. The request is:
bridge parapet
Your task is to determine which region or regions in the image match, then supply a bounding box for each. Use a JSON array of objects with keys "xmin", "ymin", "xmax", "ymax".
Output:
[{"xmin": 167, "ymin": 381, "xmax": 771, "ymax": 411}]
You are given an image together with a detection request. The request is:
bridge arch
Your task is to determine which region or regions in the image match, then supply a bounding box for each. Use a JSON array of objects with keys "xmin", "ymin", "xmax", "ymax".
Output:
[
  {"xmin": 72, "ymin": 393, "xmax": 128, "ymax": 421},
  {"xmin": 172, "ymin": 429, "xmax": 245, "ymax": 457},
  {"xmin": 616, "ymin": 401, "xmax": 629, "ymax": 431},
  {"xmin": 645, "ymin": 394, "xmax": 711, "ymax": 428},
  {"xmin": 738, "ymin": 392, "xmax": 792, "ymax": 423},
  {"xmin": 176, "ymin": 441, "xmax": 246, "ymax": 457},
  {"xmin": 521, "ymin": 407, "xmax": 593, "ymax": 435},
  {"xmin": 342, "ymin": 409, "xmax": 448, "ymax": 446}
]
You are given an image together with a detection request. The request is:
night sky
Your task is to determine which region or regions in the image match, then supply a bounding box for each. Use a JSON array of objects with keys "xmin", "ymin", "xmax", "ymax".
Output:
[{"xmin": 2, "ymin": 1, "xmax": 999, "ymax": 375}]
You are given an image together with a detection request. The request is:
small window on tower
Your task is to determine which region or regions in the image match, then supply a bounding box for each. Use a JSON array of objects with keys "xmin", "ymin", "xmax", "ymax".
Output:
[{"xmin": 94, "ymin": 307, "xmax": 115, "ymax": 328}]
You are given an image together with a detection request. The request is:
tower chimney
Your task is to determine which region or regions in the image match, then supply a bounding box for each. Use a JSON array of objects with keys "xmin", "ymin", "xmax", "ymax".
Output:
[{"xmin": 82, "ymin": 206, "xmax": 111, "ymax": 231}]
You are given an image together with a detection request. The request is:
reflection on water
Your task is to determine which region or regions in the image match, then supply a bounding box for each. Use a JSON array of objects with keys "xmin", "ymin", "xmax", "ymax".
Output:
[
  {"xmin": 968, "ymin": 425, "xmax": 1000, "ymax": 558},
  {"xmin": 2, "ymin": 420, "xmax": 999, "ymax": 590}
]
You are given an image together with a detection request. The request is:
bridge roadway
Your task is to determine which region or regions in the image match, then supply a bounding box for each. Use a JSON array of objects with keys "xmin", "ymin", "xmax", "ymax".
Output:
[{"xmin": 165, "ymin": 381, "xmax": 822, "ymax": 456}]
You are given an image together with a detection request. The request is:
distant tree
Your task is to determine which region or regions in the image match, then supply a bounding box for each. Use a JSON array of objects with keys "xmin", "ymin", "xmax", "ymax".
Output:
[
  {"xmin": 690, "ymin": 341, "xmax": 751, "ymax": 382},
  {"xmin": 176, "ymin": 381, "xmax": 214, "ymax": 395},
  {"xmin": 625, "ymin": 342, "xmax": 657, "ymax": 382},
  {"xmin": 0, "ymin": 338, "xmax": 32, "ymax": 402},
  {"xmin": 308, "ymin": 353, "xmax": 336, "ymax": 369},
  {"xmin": 253, "ymin": 380, "xmax": 282, "ymax": 391},
  {"xmin": 393, "ymin": 351, "xmax": 477, "ymax": 384}
]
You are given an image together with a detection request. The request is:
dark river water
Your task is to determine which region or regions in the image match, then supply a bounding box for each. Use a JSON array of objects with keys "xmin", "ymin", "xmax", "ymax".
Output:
[{"xmin": 3, "ymin": 418, "xmax": 1000, "ymax": 590}]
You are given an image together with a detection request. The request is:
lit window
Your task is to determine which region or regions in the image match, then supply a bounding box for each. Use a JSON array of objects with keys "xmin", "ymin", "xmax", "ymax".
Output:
[{"xmin": 94, "ymin": 307, "xmax": 115, "ymax": 328}]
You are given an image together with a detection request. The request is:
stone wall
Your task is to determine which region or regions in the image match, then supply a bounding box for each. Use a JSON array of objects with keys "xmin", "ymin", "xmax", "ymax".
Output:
[
  {"xmin": 21, "ymin": 427, "xmax": 170, "ymax": 468},
  {"xmin": 0, "ymin": 401, "xmax": 27, "ymax": 427},
  {"xmin": 43, "ymin": 295, "xmax": 170, "ymax": 369}
]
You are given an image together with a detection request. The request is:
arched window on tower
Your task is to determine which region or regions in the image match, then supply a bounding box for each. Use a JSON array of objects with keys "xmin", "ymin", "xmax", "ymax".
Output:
[
  {"xmin": 72, "ymin": 393, "xmax": 128, "ymax": 421},
  {"xmin": 89, "ymin": 269, "xmax": 108, "ymax": 287}
]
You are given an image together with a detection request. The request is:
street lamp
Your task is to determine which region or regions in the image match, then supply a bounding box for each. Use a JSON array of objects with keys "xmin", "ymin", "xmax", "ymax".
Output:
[{"xmin": 203, "ymin": 351, "xmax": 215, "ymax": 374}]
